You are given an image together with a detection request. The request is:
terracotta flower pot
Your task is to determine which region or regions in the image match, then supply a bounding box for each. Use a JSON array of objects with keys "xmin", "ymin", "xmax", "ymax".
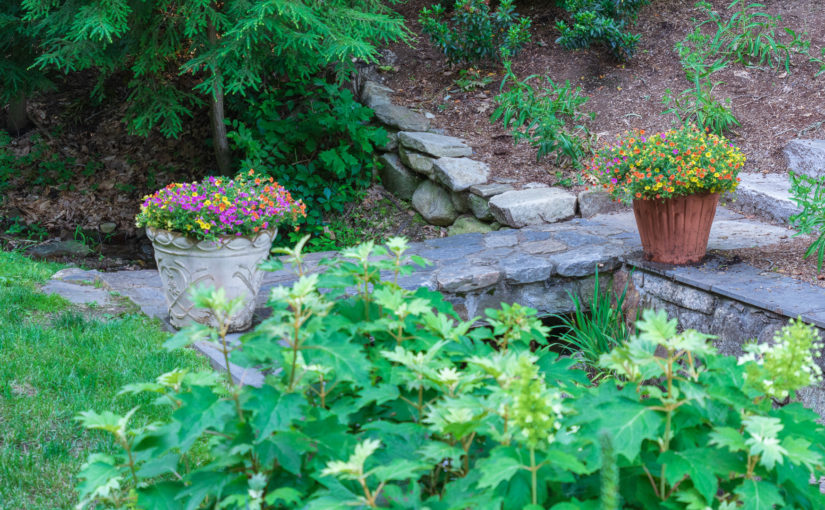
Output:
[
  {"xmin": 632, "ymin": 193, "xmax": 719, "ymax": 264},
  {"xmin": 146, "ymin": 227, "xmax": 277, "ymax": 332}
]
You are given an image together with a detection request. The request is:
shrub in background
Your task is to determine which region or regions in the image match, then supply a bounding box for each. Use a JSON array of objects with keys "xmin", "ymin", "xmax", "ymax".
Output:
[
  {"xmin": 229, "ymin": 80, "xmax": 388, "ymax": 237},
  {"xmin": 555, "ymin": 0, "xmax": 650, "ymax": 60},
  {"xmin": 492, "ymin": 62, "xmax": 593, "ymax": 169},
  {"xmin": 420, "ymin": 0, "xmax": 531, "ymax": 65},
  {"xmin": 74, "ymin": 237, "xmax": 825, "ymax": 509}
]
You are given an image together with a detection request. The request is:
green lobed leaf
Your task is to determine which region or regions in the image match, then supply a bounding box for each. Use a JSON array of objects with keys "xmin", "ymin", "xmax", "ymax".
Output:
[{"xmin": 733, "ymin": 479, "xmax": 783, "ymax": 510}]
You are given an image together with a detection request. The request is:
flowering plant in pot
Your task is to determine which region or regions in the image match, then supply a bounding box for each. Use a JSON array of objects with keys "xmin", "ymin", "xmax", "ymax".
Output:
[
  {"xmin": 587, "ymin": 125, "xmax": 745, "ymax": 264},
  {"xmin": 136, "ymin": 170, "xmax": 305, "ymax": 331}
]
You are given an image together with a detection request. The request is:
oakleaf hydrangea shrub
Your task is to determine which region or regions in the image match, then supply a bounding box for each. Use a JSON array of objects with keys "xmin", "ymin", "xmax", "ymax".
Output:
[
  {"xmin": 419, "ymin": 0, "xmax": 531, "ymax": 65},
  {"xmin": 76, "ymin": 237, "xmax": 825, "ymax": 509},
  {"xmin": 555, "ymin": 0, "xmax": 649, "ymax": 60}
]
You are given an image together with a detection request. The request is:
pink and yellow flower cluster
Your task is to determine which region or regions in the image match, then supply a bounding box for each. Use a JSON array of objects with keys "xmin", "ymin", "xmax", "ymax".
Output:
[
  {"xmin": 587, "ymin": 125, "xmax": 745, "ymax": 202},
  {"xmin": 136, "ymin": 170, "xmax": 306, "ymax": 240}
]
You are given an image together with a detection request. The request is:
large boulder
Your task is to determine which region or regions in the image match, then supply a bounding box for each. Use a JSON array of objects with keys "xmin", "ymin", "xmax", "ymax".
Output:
[
  {"xmin": 447, "ymin": 215, "xmax": 493, "ymax": 236},
  {"xmin": 398, "ymin": 132, "xmax": 472, "ymax": 158},
  {"xmin": 361, "ymin": 81, "xmax": 394, "ymax": 109},
  {"xmin": 399, "ymin": 146, "xmax": 435, "ymax": 176},
  {"xmin": 372, "ymin": 103, "xmax": 431, "ymax": 132},
  {"xmin": 468, "ymin": 193, "xmax": 493, "ymax": 221},
  {"xmin": 489, "ymin": 188, "xmax": 577, "ymax": 228},
  {"xmin": 378, "ymin": 153, "xmax": 422, "ymax": 201},
  {"xmin": 432, "ymin": 157, "xmax": 490, "ymax": 192},
  {"xmin": 412, "ymin": 180, "xmax": 458, "ymax": 226},
  {"xmin": 784, "ymin": 139, "xmax": 825, "ymax": 179}
]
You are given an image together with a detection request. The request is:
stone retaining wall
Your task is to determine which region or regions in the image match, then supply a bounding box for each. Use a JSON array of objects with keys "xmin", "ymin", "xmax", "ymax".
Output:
[{"xmin": 360, "ymin": 80, "xmax": 626, "ymax": 233}]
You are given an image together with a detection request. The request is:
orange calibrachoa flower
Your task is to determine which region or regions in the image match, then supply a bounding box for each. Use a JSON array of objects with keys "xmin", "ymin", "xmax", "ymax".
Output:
[{"xmin": 586, "ymin": 125, "xmax": 745, "ymax": 202}]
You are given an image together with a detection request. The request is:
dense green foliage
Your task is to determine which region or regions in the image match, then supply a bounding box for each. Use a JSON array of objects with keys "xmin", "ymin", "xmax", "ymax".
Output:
[
  {"xmin": 75, "ymin": 237, "xmax": 825, "ymax": 509},
  {"xmin": 555, "ymin": 0, "xmax": 649, "ymax": 60},
  {"xmin": 0, "ymin": 3, "xmax": 50, "ymax": 103},
  {"xmin": 229, "ymin": 81, "xmax": 388, "ymax": 234},
  {"xmin": 664, "ymin": 1, "xmax": 811, "ymax": 134},
  {"xmin": 21, "ymin": 0, "xmax": 405, "ymax": 138},
  {"xmin": 789, "ymin": 171, "xmax": 825, "ymax": 273},
  {"xmin": 420, "ymin": 0, "xmax": 531, "ymax": 64},
  {"xmin": 492, "ymin": 62, "xmax": 593, "ymax": 169},
  {"xmin": 551, "ymin": 271, "xmax": 631, "ymax": 371},
  {"xmin": 0, "ymin": 251, "xmax": 207, "ymax": 509}
]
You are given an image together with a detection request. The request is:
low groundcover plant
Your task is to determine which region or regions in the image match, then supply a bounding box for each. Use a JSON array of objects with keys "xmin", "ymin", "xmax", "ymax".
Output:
[
  {"xmin": 74, "ymin": 237, "xmax": 825, "ymax": 509},
  {"xmin": 588, "ymin": 124, "xmax": 745, "ymax": 202},
  {"xmin": 135, "ymin": 169, "xmax": 306, "ymax": 240}
]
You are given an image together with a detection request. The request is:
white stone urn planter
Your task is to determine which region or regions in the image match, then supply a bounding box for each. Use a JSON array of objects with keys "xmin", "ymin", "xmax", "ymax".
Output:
[{"xmin": 146, "ymin": 226, "xmax": 277, "ymax": 332}]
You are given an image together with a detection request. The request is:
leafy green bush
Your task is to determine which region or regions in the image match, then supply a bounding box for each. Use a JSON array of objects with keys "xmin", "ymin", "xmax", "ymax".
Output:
[
  {"xmin": 420, "ymin": 0, "xmax": 531, "ymax": 65},
  {"xmin": 492, "ymin": 62, "xmax": 593, "ymax": 168},
  {"xmin": 551, "ymin": 270, "xmax": 631, "ymax": 372},
  {"xmin": 75, "ymin": 238, "xmax": 825, "ymax": 509},
  {"xmin": 555, "ymin": 0, "xmax": 649, "ymax": 60},
  {"xmin": 229, "ymin": 80, "xmax": 387, "ymax": 235},
  {"xmin": 789, "ymin": 171, "xmax": 825, "ymax": 272},
  {"xmin": 693, "ymin": 0, "xmax": 809, "ymax": 73},
  {"xmin": 665, "ymin": 26, "xmax": 739, "ymax": 135}
]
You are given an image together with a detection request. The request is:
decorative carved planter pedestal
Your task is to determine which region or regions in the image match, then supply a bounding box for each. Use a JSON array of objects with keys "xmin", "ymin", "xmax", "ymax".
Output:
[
  {"xmin": 633, "ymin": 193, "xmax": 719, "ymax": 265},
  {"xmin": 146, "ymin": 227, "xmax": 276, "ymax": 332}
]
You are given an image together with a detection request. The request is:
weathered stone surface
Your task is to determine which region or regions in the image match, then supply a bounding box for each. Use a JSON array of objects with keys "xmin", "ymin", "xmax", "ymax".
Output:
[
  {"xmin": 577, "ymin": 189, "xmax": 628, "ymax": 218},
  {"xmin": 784, "ymin": 139, "xmax": 825, "ymax": 179},
  {"xmin": 27, "ymin": 240, "xmax": 93, "ymax": 260},
  {"xmin": 523, "ymin": 182, "xmax": 549, "ymax": 189},
  {"xmin": 360, "ymin": 80, "xmax": 394, "ymax": 109},
  {"xmin": 725, "ymin": 172, "xmax": 800, "ymax": 225},
  {"xmin": 378, "ymin": 153, "xmax": 422, "ymax": 200},
  {"xmin": 432, "ymin": 157, "xmax": 490, "ymax": 192},
  {"xmin": 398, "ymin": 131, "xmax": 472, "ymax": 158},
  {"xmin": 502, "ymin": 253, "xmax": 555, "ymax": 284},
  {"xmin": 52, "ymin": 267, "xmax": 103, "ymax": 284},
  {"xmin": 489, "ymin": 188, "xmax": 577, "ymax": 227},
  {"xmin": 521, "ymin": 239, "xmax": 567, "ymax": 255},
  {"xmin": 469, "ymin": 182, "xmax": 515, "ymax": 198},
  {"xmin": 398, "ymin": 146, "xmax": 435, "ymax": 175},
  {"xmin": 436, "ymin": 265, "xmax": 500, "ymax": 293},
  {"xmin": 448, "ymin": 215, "xmax": 493, "ymax": 236},
  {"xmin": 641, "ymin": 273, "xmax": 717, "ymax": 314},
  {"xmin": 483, "ymin": 231, "xmax": 519, "ymax": 248},
  {"xmin": 377, "ymin": 131, "xmax": 398, "ymax": 152},
  {"xmin": 372, "ymin": 103, "xmax": 430, "ymax": 131},
  {"xmin": 411, "ymin": 180, "xmax": 458, "ymax": 226},
  {"xmin": 708, "ymin": 219, "xmax": 795, "ymax": 250},
  {"xmin": 41, "ymin": 280, "xmax": 117, "ymax": 307},
  {"xmin": 549, "ymin": 244, "xmax": 624, "ymax": 277},
  {"xmin": 99, "ymin": 222, "xmax": 117, "ymax": 234},
  {"xmin": 468, "ymin": 193, "xmax": 493, "ymax": 221},
  {"xmin": 450, "ymin": 191, "xmax": 470, "ymax": 213}
]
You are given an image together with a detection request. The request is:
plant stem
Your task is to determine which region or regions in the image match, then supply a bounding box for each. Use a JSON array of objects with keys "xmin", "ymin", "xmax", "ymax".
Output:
[{"xmin": 530, "ymin": 447, "xmax": 538, "ymax": 505}]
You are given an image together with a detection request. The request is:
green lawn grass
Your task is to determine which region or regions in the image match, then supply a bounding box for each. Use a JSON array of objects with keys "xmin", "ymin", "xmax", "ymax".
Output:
[{"xmin": 0, "ymin": 251, "xmax": 208, "ymax": 509}]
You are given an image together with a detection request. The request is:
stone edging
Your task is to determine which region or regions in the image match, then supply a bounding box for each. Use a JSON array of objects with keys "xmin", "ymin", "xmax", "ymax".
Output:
[{"xmin": 359, "ymin": 80, "xmax": 627, "ymax": 234}]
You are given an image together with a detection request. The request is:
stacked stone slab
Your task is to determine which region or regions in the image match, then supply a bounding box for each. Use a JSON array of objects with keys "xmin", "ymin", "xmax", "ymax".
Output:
[{"xmin": 361, "ymin": 80, "xmax": 620, "ymax": 230}]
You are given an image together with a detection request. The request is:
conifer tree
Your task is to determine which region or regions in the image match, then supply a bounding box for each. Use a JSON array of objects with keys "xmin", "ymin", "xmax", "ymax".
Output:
[{"xmin": 20, "ymin": 0, "xmax": 406, "ymax": 172}]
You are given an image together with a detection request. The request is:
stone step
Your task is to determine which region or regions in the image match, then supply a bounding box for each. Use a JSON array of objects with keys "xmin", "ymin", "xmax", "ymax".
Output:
[
  {"xmin": 784, "ymin": 139, "xmax": 825, "ymax": 179},
  {"xmin": 725, "ymin": 172, "xmax": 801, "ymax": 225}
]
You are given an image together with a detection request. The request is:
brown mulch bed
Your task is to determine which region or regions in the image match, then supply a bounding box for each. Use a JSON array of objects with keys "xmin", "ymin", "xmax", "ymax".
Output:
[
  {"xmin": 382, "ymin": 0, "xmax": 825, "ymax": 186},
  {"xmin": 729, "ymin": 236, "xmax": 825, "ymax": 288}
]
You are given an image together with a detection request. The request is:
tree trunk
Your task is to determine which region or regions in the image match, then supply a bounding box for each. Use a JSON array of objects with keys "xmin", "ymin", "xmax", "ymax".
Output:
[
  {"xmin": 207, "ymin": 15, "xmax": 232, "ymax": 175},
  {"xmin": 6, "ymin": 92, "xmax": 30, "ymax": 136}
]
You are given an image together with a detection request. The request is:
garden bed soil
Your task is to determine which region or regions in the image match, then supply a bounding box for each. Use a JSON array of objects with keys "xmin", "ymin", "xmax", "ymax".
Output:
[{"xmin": 383, "ymin": 0, "xmax": 825, "ymax": 185}]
